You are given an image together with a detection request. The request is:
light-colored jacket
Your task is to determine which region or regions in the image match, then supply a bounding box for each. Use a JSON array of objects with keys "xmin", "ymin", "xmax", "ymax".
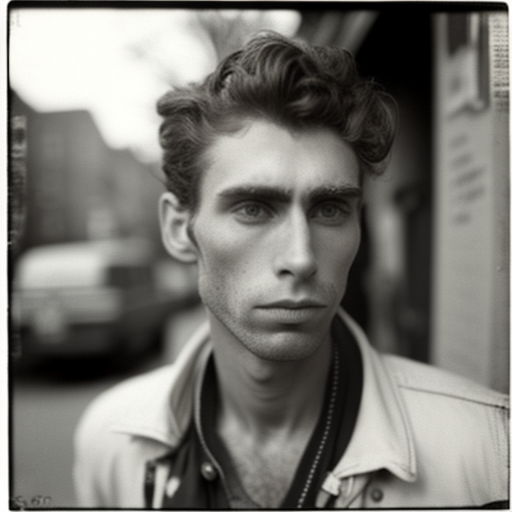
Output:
[{"xmin": 73, "ymin": 310, "xmax": 509, "ymax": 508}]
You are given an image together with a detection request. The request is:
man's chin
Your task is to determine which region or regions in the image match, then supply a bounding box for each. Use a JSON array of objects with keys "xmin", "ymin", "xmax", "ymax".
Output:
[{"xmin": 241, "ymin": 331, "xmax": 330, "ymax": 362}]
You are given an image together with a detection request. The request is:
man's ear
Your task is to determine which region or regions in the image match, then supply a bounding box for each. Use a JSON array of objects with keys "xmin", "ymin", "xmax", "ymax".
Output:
[{"xmin": 159, "ymin": 192, "xmax": 198, "ymax": 263}]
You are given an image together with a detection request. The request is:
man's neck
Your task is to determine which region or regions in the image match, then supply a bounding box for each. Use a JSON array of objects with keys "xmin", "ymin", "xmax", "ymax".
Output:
[{"xmin": 209, "ymin": 315, "xmax": 333, "ymax": 440}]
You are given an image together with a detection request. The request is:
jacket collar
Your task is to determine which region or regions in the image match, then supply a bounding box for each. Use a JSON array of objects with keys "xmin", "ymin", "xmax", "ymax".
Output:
[
  {"xmin": 111, "ymin": 310, "xmax": 417, "ymax": 483},
  {"xmin": 335, "ymin": 309, "xmax": 417, "ymax": 482},
  {"xmin": 111, "ymin": 322, "xmax": 211, "ymax": 447}
]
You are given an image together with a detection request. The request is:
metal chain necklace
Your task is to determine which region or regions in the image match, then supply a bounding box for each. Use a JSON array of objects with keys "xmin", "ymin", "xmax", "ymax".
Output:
[{"xmin": 296, "ymin": 341, "xmax": 340, "ymax": 508}]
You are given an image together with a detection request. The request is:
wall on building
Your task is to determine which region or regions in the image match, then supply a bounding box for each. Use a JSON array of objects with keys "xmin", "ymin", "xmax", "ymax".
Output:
[
  {"xmin": 431, "ymin": 12, "xmax": 509, "ymax": 392},
  {"xmin": 10, "ymin": 91, "xmax": 164, "ymax": 257}
]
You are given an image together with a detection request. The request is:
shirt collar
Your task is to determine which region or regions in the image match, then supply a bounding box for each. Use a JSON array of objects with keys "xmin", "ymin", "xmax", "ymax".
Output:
[{"xmin": 110, "ymin": 309, "xmax": 417, "ymax": 483}]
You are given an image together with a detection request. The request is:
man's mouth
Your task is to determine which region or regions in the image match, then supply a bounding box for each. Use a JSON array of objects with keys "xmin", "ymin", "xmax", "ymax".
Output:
[
  {"xmin": 258, "ymin": 299, "xmax": 326, "ymax": 309},
  {"xmin": 256, "ymin": 300, "xmax": 327, "ymax": 323}
]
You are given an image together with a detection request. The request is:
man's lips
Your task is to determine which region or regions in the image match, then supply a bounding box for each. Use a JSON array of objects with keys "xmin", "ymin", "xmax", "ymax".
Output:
[
  {"xmin": 257, "ymin": 299, "xmax": 326, "ymax": 309},
  {"xmin": 254, "ymin": 300, "xmax": 327, "ymax": 324}
]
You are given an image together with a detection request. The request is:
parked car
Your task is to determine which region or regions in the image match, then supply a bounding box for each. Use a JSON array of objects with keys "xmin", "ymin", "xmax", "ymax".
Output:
[{"xmin": 10, "ymin": 239, "xmax": 198, "ymax": 365}]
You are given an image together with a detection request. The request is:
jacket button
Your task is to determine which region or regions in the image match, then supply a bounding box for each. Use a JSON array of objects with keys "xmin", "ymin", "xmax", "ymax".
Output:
[
  {"xmin": 201, "ymin": 462, "xmax": 218, "ymax": 481},
  {"xmin": 370, "ymin": 488, "xmax": 384, "ymax": 502}
]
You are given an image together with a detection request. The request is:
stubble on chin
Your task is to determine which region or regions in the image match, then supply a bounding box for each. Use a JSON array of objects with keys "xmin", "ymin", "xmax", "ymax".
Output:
[{"xmin": 208, "ymin": 306, "xmax": 332, "ymax": 363}]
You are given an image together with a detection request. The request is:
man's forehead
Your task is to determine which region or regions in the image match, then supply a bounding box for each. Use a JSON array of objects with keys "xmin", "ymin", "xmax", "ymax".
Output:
[{"xmin": 199, "ymin": 119, "xmax": 362, "ymax": 204}]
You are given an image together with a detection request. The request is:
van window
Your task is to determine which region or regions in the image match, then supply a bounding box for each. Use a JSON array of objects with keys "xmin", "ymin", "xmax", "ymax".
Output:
[{"xmin": 107, "ymin": 265, "xmax": 153, "ymax": 288}]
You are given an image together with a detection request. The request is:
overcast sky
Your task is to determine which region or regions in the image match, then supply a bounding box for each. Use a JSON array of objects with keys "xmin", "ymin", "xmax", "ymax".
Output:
[{"xmin": 9, "ymin": 8, "xmax": 301, "ymax": 163}]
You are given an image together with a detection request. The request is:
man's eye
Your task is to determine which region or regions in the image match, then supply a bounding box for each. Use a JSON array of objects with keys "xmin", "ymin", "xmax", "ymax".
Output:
[
  {"xmin": 233, "ymin": 203, "xmax": 272, "ymax": 223},
  {"xmin": 311, "ymin": 203, "xmax": 349, "ymax": 224}
]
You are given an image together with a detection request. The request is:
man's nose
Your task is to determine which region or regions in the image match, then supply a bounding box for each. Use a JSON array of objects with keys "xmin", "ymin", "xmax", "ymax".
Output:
[{"xmin": 274, "ymin": 212, "xmax": 318, "ymax": 280}]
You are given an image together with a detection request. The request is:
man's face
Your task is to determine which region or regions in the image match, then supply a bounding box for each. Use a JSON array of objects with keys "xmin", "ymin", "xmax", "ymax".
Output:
[{"xmin": 191, "ymin": 119, "xmax": 361, "ymax": 361}]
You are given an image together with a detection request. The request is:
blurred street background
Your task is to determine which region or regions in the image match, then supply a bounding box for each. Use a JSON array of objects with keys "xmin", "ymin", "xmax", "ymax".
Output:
[{"xmin": 8, "ymin": 5, "xmax": 509, "ymax": 509}]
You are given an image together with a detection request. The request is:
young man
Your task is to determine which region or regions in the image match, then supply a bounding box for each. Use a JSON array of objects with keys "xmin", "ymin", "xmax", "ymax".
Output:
[{"xmin": 74, "ymin": 33, "xmax": 509, "ymax": 509}]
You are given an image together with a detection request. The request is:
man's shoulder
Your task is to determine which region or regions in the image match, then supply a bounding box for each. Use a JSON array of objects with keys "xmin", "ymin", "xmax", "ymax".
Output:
[
  {"xmin": 382, "ymin": 353, "xmax": 509, "ymax": 409},
  {"xmin": 380, "ymin": 353, "xmax": 509, "ymax": 455},
  {"xmin": 353, "ymin": 352, "xmax": 509, "ymax": 507},
  {"xmin": 76, "ymin": 326, "xmax": 210, "ymax": 453},
  {"xmin": 376, "ymin": 353, "xmax": 509, "ymax": 504},
  {"xmin": 76, "ymin": 364, "xmax": 177, "ymax": 438}
]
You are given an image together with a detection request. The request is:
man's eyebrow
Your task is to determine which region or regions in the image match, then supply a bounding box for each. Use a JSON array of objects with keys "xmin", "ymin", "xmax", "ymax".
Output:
[
  {"xmin": 217, "ymin": 186, "xmax": 292, "ymax": 203},
  {"xmin": 217, "ymin": 184, "xmax": 362, "ymax": 204},
  {"xmin": 308, "ymin": 185, "xmax": 362, "ymax": 204}
]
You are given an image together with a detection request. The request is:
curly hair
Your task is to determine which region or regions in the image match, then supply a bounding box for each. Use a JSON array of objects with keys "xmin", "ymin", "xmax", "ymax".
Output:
[{"xmin": 157, "ymin": 31, "xmax": 397, "ymax": 211}]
